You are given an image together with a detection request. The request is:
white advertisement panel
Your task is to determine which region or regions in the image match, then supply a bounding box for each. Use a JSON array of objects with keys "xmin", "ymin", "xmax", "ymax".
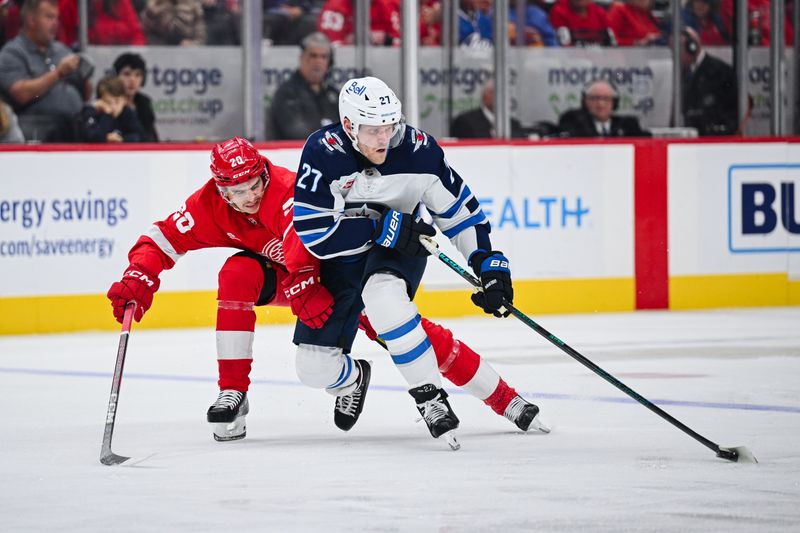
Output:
[
  {"xmin": 0, "ymin": 148, "xmax": 296, "ymax": 298},
  {"xmin": 668, "ymin": 142, "xmax": 799, "ymax": 276},
  {"xmin": 423, "ymin": 144, "xmax": 635, "ymax": 288},
  {"xmin": 1, "ymin": 145, "xmax": 634, "ymax": 298}
]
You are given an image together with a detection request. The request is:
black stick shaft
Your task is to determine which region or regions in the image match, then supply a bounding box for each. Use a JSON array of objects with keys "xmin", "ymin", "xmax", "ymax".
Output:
[
  {"xmin": 423, "ymin": 239, "xmax": 724, "ymax": 456},
  {"xmin": 100, "ymin": 302, "xmax": 136, "ymax": 461}
]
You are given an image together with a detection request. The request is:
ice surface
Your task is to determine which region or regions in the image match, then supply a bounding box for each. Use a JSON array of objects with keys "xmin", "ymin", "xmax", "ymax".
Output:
[{"xmin": 2, "ymin": 307, "xmax": 799, "ymax": 532}]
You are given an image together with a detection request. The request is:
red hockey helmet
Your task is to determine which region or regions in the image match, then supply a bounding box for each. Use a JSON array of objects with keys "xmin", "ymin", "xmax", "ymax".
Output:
[{"xmin": 210, "ymin": 137, "xmax": 268, "ymax": 187}]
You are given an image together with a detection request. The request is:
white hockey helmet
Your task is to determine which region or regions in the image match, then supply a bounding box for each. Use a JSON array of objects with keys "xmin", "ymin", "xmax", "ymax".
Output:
[{"xmin": 339, "ymin": 76, "xmax": 405, "ymax": 153}]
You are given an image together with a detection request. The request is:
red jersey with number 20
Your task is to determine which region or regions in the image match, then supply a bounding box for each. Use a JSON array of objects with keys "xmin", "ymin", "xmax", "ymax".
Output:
[{"xmin": 127, "ymin": 157, "xmax": 317, "ymax": 282}]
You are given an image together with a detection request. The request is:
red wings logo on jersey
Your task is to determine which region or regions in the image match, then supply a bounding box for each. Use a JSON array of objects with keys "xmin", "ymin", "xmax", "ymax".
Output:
[
  {"xmin": 261, "ymin": 238, "xmax": 286, "ymax": 264},
  {"xmin": 323, "ymin": 131, "xmax": 346, "ymax": 154}
]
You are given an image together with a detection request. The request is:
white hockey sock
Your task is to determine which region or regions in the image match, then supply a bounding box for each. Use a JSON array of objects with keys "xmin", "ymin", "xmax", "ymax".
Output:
[
  {"xmin": 295, "ymin": 344, "xmax": 358, "ymax": 394},
  {"xmin": 362, "ymin": 273, "xmax": 441, "ymax": 389}
]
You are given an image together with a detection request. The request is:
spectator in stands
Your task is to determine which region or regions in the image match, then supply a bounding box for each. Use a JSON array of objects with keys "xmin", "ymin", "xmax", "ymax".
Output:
[
  {"xmin": 0, "ymin": 97, "xmax": 25, "ymax": 142},
  {"xmin": 682, "ymin": 0, "xmax": 730, "ymax": 46},
  {"xmin": 264, "ymin": 0, "xmax": 316, "ymax": 46},
  {"xmin": 558, "ymin": 79, "xmax": 650, "ymax": 137},
  {"xmin": 420, "ymin": 0, "xmax": 442, "ymax": 46},
  {"xmin": 458, "ymin": 0, "xmax": 492, "ymax": 47},
  {"xmin": 317, "ymin": 0, "xmax": 400, "ymax": 46},
  {"xmin": 679, "ymin": 27, "xmax": 738, "ymax": 136},
  {"xmin": 76, "ymin": 74, "xmax": 144, "ymax": 142},
  {"xmin": 1, "ymin": 0, "xmax": 12, "ymax": 47},
  {"xmin": 113, "ymin": 52, "xmax": 159, "ymax": 142},
  {"xmin": 450, "ymin": 79, "xmax": 527, "ymax": 138},
  {"xmin": 607, "ymin": 0, "xmax": 665, "ymax": 46},
  {"xmin": 508, "ymin": 0, "xmax": 558, "ymax": 47},
  {"xmin": 719, "ymin": 0, "xmax": 793, "ymax": 46},
  {"xmin": 1, "ymin": 0, "xmax": 23, "ymax": 47},
  {"xmin": 141, "ymin": 0, "xmax": 206, "ymax": 45},
  {"xmin": 202, "ymin": 0, "xmax": 240, "ymax": 45},
  {"xmin": 0, "ymin": 0, "xmax": 91, "ymax": 142},
  {"xmin": 549, "ymin": 0, "xmax": 616, "ymax": 47},
  {"xmin": 268, "ymin": 31, "xmax": 338, "ymax": 140},
  {"xmin": 57, "ymin": 0, "xmax": 145, "ymax": 47}
]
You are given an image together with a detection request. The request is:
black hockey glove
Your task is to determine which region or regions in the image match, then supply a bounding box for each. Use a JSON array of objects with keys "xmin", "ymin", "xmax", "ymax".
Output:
[
  {"xmin": 470, "ymin": 250, "xmax": 513, "ymax": 318},
  {"xmin": 372, "ymin": 209, "xmax": 436, "ymax": 257}
]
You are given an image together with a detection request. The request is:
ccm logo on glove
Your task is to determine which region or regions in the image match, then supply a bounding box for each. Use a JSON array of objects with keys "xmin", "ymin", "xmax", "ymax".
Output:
[
  {"xmin": 283, "ymin": 273, "xmax": 316, "ymax": 298},
  {"xmin": 107, "ymin": 264, "xmax": 161, "ymax": 323},
  {"xmin": 282, "ymin": 267, "xmax": 334, "ymax": 329},
  {"xmin": 123, "ymin": 268, "xmax": 157, "ymax": 287}
]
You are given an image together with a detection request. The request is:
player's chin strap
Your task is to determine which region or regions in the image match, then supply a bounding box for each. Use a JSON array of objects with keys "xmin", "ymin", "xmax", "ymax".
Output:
[{"xmin": 418, "ymin": 235, "xmax": 757, "ymax": 464}]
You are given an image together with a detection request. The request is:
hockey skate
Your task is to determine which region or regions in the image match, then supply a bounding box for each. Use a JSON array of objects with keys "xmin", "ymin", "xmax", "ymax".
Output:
[
  {"xmin": 504, "ymin": 395, "xmax": 550, "ymax": 433},
  {"xmin": 409, "ymin": 384, "xmax": 461, "ymax": 450},
  {"xmin": 207, "ymin": 390, "xmax": 249, "ymax": 442},
  {"xmin": 334, "ymin": 359, "xmax": 371, "ymax": 431}
]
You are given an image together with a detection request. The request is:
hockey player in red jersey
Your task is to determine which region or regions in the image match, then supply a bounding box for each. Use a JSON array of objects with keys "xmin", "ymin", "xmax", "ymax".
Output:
[
  {"xmin": 107, "ymin": 136, "xmax": 336, "ymax": 441},
  {"xmin": 107, "ymin": 136, "xmax": 543, "ymax": 442}
]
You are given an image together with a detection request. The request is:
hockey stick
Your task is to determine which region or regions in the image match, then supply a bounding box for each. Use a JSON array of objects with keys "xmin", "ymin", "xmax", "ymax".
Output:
[
  {"xmin": 100, "ymin": 301, "xmax": 136, "ymax": 466},
  {"xmin": 419, "ymin": 236, "xmax": 757, "ymax": 463}
]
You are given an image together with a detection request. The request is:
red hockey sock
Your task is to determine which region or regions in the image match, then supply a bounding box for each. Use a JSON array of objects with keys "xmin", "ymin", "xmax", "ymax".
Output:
[
  {"xmin": 421, "ymin": 317, "xmax": 477, "ymax": 385},
  {"xmin": 217, "ymin": 359, "xmax": 252, "ymax": 392},
  {"xmin": 215, "ymin": 255, "xmax": 264, "ymax": 393},
  {"xmin": 483, "ymin": 379, "xmax": 519, "ymax": 416},
  {"xmin": 421, "ymin": 317, "xmax": 519, "ymax": 415}
]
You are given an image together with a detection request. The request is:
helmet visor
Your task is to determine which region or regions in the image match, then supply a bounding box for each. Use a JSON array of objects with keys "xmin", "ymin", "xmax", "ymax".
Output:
[{"xmin": 355, "ymin": 120, "xmax": 405, "ymax": 150}]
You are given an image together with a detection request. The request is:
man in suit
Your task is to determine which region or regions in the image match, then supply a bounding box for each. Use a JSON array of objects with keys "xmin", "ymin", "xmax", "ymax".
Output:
[
  {"xmin": 558, "ymin": 79, "xmax": 650, "ymax": 137},
  {"xmin": 450, "ymin": 79, "xmax": 527, "ymax": 138},
  {"xmin": 679, "ymin": 27, "xmax": 738, "ymax": 136}
]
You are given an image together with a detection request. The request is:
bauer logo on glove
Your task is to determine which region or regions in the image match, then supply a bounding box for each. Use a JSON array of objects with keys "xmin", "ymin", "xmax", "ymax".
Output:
[
  {"xmin": 373, "ymin": 209, "xmax": 435, "ymax": 257},
  {"xmin": 380, "ymin": 210, "xmax": 402, "ymax": 248}
]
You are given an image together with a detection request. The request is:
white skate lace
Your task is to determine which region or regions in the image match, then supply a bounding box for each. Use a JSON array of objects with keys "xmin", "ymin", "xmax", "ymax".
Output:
[
  {"xmin": 416, "ymin": 396, "xmax": 448, "ymax": 426},
  {"xmin": 336, "ymin": 386, "xmax": 361, "ymax": 416},
  {"xmin": 503, "ymin": 396, "xmax": 528, "ymax": 423},
  {"xmin": 213, "ymin": 390, "xmax": 244, "ymax": 409}
]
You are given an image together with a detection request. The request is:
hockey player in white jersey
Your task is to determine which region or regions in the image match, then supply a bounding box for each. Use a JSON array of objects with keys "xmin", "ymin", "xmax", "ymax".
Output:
[{"xmin": 291, "ymin": 76, "xmax": 534, "ymax": 448}]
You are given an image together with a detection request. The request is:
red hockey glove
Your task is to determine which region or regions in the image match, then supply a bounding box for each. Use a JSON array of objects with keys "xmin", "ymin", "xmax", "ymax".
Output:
[
  {"xmin": 106, "ymin": 265, "xmax": 160, "ymax": 323},
  {"xmin": 282, "ymin": 266, "xmax": 334, "ymax": 329}
]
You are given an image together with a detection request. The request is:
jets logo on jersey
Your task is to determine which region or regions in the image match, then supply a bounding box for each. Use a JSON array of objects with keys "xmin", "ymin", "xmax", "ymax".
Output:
[
  {"xmin": 410, "ymin": 128, "xmax": 428, "ymax": 153},
  {"xmin": 345, "ymin": 201, "xmax": 384, "ymax": 219},
  {"xmin": 323, "ymin": 131, "xmax": 346, "ymax": 154},
  {"xmin": 261, "ymin": 238, "xmax": 286, "ymax": 264}
]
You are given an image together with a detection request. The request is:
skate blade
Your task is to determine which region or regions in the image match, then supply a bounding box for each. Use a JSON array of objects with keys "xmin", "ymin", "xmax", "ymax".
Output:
[
  {"xmin": 718, "ymin": 445, "xmax": 758, "ymax": 463},
  {"xmin": 212, "ymin": 418, "xmax": 246, "ymax": 442},
  {"xmin": 530, "ymin": 414, "xmax": 551, "ymax": 434},
  {"xmin": 443, "ymin": 431, "xmax": 460, "ymax": 451}
]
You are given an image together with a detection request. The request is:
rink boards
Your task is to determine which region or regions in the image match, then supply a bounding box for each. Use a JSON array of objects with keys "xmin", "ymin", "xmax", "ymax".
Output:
[{"xmin": 0, "ymin": 138, "xmax": 798, "ymax": 333}]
